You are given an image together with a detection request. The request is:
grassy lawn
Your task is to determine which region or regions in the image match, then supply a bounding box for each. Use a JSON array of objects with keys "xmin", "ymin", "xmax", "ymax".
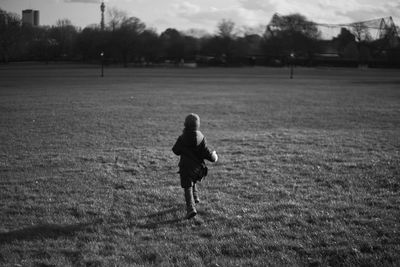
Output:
[{"xmin": 0, "ymin": 64, "xmax": 399, "ymax": 266}]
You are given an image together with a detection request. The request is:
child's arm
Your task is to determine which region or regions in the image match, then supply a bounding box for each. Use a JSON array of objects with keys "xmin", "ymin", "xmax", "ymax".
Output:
[
  {"xmin": 172, "ymin": 136, "xmax": 182, "ymax": 156},
  {"xmin": 200, "ymin": 137, "xmax": 218, "ymax": 162}
]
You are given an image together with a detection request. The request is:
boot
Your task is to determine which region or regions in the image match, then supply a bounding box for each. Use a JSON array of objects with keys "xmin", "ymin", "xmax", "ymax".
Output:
[
  {"xmin": 184, "ymin": 187, "xmax": 197, "ymax": 219},
  {"xmin": 193, "ymin": 183, "xmax": 200, "ymax": 204}
]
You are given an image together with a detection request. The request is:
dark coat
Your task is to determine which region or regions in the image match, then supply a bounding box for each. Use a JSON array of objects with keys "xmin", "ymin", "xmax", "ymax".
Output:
[{"xmin": 172, "ymin": 129, "xmax": 214, "ymax": 188}]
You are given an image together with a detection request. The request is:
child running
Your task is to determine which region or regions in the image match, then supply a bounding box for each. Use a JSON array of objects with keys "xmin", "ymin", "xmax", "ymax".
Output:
[{"xmin": 172, "ymin": 113, "xmax": 218, "ymax": 219}]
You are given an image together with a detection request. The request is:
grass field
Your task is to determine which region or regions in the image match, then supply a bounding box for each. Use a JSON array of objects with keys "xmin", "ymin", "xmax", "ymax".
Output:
[{"xmin": 0, "ymin": 64, "xmax": 399, "ymax": 266}]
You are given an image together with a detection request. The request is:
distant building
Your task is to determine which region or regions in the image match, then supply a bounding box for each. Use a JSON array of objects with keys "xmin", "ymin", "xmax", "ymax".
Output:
[{"xmin": 22, "ymin": 9, "xmax": 39, "ymax": 26}]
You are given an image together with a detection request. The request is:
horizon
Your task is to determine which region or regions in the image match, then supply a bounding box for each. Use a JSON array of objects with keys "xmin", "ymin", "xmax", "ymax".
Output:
[{"xmin": 1, "ymin": 0, "xmax": 400, "ymax": 34}]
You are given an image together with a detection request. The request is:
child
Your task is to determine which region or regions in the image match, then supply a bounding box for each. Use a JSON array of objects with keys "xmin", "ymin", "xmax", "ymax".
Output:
[{"xmin": 172, "ymin": 113, "xmax": 218, "ymax": 219}]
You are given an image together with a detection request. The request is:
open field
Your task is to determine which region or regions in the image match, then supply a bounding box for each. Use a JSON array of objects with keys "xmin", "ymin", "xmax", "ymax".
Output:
[{"xmin": 0, "ymin": 64, "xmax": 399, "ymax": 266}]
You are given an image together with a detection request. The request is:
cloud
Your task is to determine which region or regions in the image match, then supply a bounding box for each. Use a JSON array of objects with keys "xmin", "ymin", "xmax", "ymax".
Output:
[
  {"xmin": 236, "ymin": 0, "xmax": 398, "ymax": 25},
  {"xmin": 239, "ymin": 0, "xmax": 276, "ymax": 12},
  {"xmin": 171, "ymin": 1, "xmax": 273, "ymax": 32},
  {"xmin": 64, "ymin": 0, "xmax": 101, "ymax": 3},
  {"xmin": 305, "ymin": 0, "xmax": 400, "ymax": 24},
  {"xmin": 335, "ymin": 1, "xmax": 399, "ymax": 23},
  {"xmin": 264, "ymin": 0, "xmax": 360, "ymax": 24},
  {"xmin": 177, "ymin": 7, "xmax": 252, "ymax": 28},
  {"xmin": 117, "ymin": 0, "xmax": 400, "ymax": 33},
  {"xmin": 172, "ymin": 1, "xmax": 201, "ymax": 15}
]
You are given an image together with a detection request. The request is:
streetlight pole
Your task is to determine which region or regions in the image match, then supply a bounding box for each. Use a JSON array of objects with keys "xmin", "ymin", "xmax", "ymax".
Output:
[
  {"xmin": 289, "ymin": 51, "xmax": 295, "ymax": 79},
  {"xmin": 100, "ymin": 52, "xmax": 104, "ymax": 77}
]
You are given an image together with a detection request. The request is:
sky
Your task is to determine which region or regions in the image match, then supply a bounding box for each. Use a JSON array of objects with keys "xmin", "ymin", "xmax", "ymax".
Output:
[{"xmin": 1, "ymin": 0, "xmax": 400, "ymax": 34}]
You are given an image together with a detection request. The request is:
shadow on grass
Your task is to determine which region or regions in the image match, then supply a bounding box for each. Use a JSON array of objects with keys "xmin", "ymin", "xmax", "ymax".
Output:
[
  {"xmin": 134, "ymin": 207, "xmax": 184, "ymax": 229},
  {"xmin": 0, "ymin": 219, "xmax": 102, "ymax": 244}
]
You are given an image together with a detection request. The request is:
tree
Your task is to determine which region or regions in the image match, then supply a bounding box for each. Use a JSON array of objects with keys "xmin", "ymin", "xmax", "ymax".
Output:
[
  {"xmin": 241, "ymin": 34, "xmax": 263, "ymax": 64},
  {"xmin": 267, "ymin": 13, "xmax": 320, "ymax": 39},
  {"xmin": 107, "ymin": 7, "xmax": 127, "ymax": 31},
  {"xmin": 138, "ymin": 29, "xmax": 161, "ymax": 63},
  {"xmin": 23, "ymin": 25, "xmax": 54, "ymax": 62},
  {"xmin": 334, "ymin": 28, "xmax": 356, "ymax": 57},
  {"xmin": 184, "ymin": 28, "xmax": 210, "ymax": 39},
  {"xmin": 77, "ymin": 27, "xmax": 105, "ymax": 61},
  {"xmin": 263, "ymin": 13, "xmax": 320, "ymax": 62},
  {"xmin": 160, "ymin": 28, "xmax": 185, "ymax": 62},
  {"xmin": 112, "ymin": 16, "xmax": 146, "ymax": 67},
  {"xmin": 0, "ymin": 9, "xmax": 22, "ymax": 63},
  {"xmin": 50, "ymin": 19, "xmax": 78, "ymax": 60},
  {"xmin": 181, "ymin": 35, "xmax": 200, "ymax": 62},
  {"xmin": 215, "ymin": 19, "xmax": 237, "ymax": 63},
  {"xmin": 351, "ymin": 22, "xmax": 372, "ymax": 43},
  {"xmin": 350, "ymin": 22, "xmax": 372, "ymax": 63},
  {"xmin": 217, "ymin": 19, "xmax": 235, "ymax": 39}
]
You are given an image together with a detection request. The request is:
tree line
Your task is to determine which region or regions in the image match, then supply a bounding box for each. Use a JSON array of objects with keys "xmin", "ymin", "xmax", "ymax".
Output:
[{"xmin": 1, "ymin": 8, "xmax": 399, "ymax": 67}]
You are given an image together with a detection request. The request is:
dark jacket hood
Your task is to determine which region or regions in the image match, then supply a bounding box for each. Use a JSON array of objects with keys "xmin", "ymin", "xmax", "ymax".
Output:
[{"xmin": 184, "ymin": 113, "xmax": 200, "ymax": 131}]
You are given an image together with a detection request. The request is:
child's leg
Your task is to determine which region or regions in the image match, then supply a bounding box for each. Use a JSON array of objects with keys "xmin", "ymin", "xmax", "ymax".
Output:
[
  {"xmin": 193, "ymin": 183, "xmax": 200, "ymax": 203},
  {"xmin": 184, "ymin": 187, "xmax": 197, "ymax": 219}
]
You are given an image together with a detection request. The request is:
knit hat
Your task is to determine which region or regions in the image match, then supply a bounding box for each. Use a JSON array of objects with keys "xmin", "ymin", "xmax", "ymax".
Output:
[{"xmin": 184, "ymin": 113, "xmax": 200, "ymax": 130}]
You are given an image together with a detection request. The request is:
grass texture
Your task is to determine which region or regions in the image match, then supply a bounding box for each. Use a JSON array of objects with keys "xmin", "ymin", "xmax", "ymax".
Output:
[{"xmin": 0, "ymin": 65, "xmax": 399, "ymax": 266}]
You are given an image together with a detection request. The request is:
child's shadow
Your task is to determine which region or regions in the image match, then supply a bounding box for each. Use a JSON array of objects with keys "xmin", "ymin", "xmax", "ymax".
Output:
[
  {"xmin": 0, "ymin": 219, "xmax": 101, "ymax": 244},
  {"xmin": 135, "ymin": 207, "xmax": 184, "ymax": 229}
]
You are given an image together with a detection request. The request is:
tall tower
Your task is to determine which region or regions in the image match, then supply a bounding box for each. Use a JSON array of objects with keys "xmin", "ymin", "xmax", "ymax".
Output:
[{"xmin": 100, "ymin": 1, "xmax": 105, "ymax": 30}]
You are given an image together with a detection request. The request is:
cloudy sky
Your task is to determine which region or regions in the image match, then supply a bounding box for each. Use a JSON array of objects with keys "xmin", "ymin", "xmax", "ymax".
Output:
[{"xmin": 2, "ymin": 0, "xmax": 400, "ymax": 33}]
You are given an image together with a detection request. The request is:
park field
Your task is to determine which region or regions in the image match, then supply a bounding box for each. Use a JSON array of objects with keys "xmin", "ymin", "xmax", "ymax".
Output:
[{"xmin": 0, "ymin": 64, "xmax": 399, "ymax": 266}]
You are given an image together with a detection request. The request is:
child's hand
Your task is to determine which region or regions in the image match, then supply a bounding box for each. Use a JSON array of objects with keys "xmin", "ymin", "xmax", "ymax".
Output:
[{"xmin": 212, "ymin": 151, "xmax": 218, "ymax": 162}]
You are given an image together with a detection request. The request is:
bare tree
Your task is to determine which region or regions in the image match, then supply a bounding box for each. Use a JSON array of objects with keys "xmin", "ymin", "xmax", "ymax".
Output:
[
  {"xmin": 350, "ymin": 22, "xmax": 372, "ymax": 64},
  {"xmin": 107, "ymin": 7, "xmax": 127, "ymax": 31},
  {"xmin": 113, "ymin": 16, "xmax": 146, "ymax": 67},
  {"xmin": 50, "ymin": 19, "xmax": 78, "ymax": 59},
  {"xmin": 217, "ymin": 19, "xmax": 236, "ymax": 39},
  {"xmin": 351, "ymin": 22, "xmax": 372, "ymax": 42}
]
